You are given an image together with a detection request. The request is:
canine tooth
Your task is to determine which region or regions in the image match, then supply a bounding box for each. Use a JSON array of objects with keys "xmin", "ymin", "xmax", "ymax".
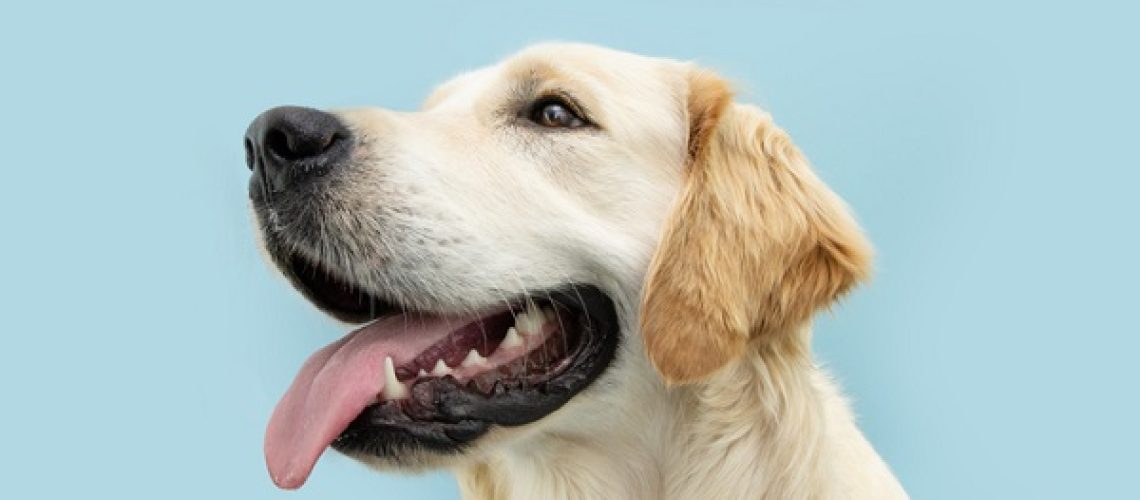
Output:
[
  {"xmin": 461, "ymin": 349, "xmax": 488, "ymax": 367},
  {"xmin": 417, "ymin": 369, "xmax": 429, "ymax": 378},
  {"xmin": 381, "ymin": 356, "xmax": 409, "ymax": 400},
  {"xmin": 516, "ymin": 302, "xmax": 547, "ymax": 335},
  {"xmin": 515, "ymin": 317, "xmax": 536, "ymax": 335},
  {"xmin": 501, "ymin": 327, "xmax": 524, "ymax": 348},
  {"xmin": 528, "ymin": 301, "xmax": 544, "ymax": 320},
  {"xmin": 431, "ymin": 359, "xmax": 452, "ymax": 377}
]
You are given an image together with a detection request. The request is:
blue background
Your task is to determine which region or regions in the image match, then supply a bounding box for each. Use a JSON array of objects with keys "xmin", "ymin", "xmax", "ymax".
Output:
[{"xmin": 2, "ymin": 1, "xmax": 1136, "ymax": 498}]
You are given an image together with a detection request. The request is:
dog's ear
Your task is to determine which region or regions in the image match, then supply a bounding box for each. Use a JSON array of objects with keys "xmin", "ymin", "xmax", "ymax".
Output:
[{"xmin": 640, "ymin": 69, "xmax": 872, "ymax": 385}]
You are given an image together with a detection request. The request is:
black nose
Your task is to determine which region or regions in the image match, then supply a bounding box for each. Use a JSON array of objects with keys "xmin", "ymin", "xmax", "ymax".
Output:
[{"xmin": 245, "ymin": 106, "xmax": 351, "ymax": 195}]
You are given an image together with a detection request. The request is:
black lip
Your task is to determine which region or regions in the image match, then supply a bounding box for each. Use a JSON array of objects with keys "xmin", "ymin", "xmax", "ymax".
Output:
[
  {"xmin": 282, "ymin": 251, "xmax": 399, "ymax": 324},
  {"xmin": 331, "ymin": 285, "xmax": 620, "ymax": 459}
]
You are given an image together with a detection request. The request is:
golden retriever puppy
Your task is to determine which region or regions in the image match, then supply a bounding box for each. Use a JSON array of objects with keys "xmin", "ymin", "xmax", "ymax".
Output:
[{"xmin": 244, "ymin": 43, "xmax": 907, "ymax": 500}]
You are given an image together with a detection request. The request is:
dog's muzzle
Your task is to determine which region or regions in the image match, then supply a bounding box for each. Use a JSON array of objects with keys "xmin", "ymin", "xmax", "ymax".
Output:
[{"xmin": 244, "ymin": 106, "xmax": 352, "ymax": 200}]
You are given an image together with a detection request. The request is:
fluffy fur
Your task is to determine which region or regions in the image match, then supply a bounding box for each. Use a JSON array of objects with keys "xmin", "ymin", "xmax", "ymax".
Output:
[{"xmin": 263, "ymin": 43, "xmax": 907, "ymax": 499}]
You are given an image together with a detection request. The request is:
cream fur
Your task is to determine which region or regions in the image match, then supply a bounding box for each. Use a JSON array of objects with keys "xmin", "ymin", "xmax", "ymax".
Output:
[{"xmin": 264, "ymin": 43, "xmax": 907, "ymax": 499}]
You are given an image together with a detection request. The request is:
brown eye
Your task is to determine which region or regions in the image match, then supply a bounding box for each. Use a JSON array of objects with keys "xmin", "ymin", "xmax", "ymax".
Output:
[{"xmin": 530, "ymin": 99, "xmax": 586, "ymax": 128}]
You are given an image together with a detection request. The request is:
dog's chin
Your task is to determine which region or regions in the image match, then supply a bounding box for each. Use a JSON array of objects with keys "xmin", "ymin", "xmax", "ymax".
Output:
[{"xmin": 265, "ymin": 246, "xmax": 620, "ymax": 479}]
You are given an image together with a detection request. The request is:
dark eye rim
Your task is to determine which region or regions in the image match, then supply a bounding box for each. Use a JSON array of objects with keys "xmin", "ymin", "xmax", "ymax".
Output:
[{"xmin": 523, "ymin": 94, "xmax": 595, "ymax": 129}]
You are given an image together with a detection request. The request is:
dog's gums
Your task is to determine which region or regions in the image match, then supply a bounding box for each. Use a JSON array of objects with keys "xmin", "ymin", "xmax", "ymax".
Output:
[{"xmin": 375, "ymin": 302, "xmax": 567, "ymax": 402}]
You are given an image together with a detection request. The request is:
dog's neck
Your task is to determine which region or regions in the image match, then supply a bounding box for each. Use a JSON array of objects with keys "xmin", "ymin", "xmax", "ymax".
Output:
[{"xmin": 455, "ymin": 325, "xmax": 864, "ymax": 500}]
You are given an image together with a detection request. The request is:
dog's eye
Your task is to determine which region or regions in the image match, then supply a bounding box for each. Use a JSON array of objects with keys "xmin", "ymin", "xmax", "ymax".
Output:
[{"xmin": 529, "ymin": 99, "xmax": 587, "ymax": 129}]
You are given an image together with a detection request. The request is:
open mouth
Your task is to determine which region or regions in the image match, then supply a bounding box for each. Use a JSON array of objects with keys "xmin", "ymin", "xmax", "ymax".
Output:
[{"xmin": 264, "ymin": 253, "xmax": 619, "ymax": 489}]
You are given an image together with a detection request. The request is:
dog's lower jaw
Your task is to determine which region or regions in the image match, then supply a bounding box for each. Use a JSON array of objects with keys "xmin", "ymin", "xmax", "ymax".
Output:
[
  {"xmin": 454, "ymin": 324, "xmax": 908, "ymax": 500},
  {"xmin": 454, "ymin": 349, "xmax": 674, "ymax": 500}
]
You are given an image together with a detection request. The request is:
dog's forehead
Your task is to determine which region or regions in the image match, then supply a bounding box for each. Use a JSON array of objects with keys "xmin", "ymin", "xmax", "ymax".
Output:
[{"xmin": 424, "ymin": 43, "xmax": 683, "ymax": 112}]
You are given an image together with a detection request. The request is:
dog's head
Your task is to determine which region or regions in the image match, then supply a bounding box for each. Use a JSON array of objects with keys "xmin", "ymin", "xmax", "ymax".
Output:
[{"xmin": 245, "ymin": 43, "xmax": 870, "ymax": 489}]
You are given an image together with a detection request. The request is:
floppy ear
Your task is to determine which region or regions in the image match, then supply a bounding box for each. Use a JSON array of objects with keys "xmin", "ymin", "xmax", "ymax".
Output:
[{"xmin": 640, "ymin": 69, "xmax": 873, "ymax": 384}]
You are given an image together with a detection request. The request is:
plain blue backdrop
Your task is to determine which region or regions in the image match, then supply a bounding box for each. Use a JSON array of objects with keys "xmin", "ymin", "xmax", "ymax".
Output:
[{"xmin": 2, "ymin": 1, "xmax": 1137, "ymax": 498}]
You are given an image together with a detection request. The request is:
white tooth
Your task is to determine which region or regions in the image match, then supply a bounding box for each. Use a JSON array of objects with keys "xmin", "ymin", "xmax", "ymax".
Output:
[
  {"xmin": 515, "ymin": 314, "xmax": 534, "ymax": 335},
  {"xmin": 417, "ymin": 369, "xmax": 429, "ymax": 378},
  {"xmin": 461, "ymin": 349, "xmax": 487, "ymax": 368},
  {"xmin": 501, "ymin": 327, "xmax": 524, "ymax": 348},
  {"xmin": 381, "ymin": 356, "xmax": 409, "ymax": 400},
  {"xmin": 517, "ymin": 302, "xmax": 547, "ymax": 336},
  {"xmin": 430, "ymin": 359, "xmax": 453, "ymax": 377}
]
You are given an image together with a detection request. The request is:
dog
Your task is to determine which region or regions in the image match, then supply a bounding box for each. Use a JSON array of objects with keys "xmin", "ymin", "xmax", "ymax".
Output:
[{"xmin": 244, "ymin": 43, "xmax": 907, "ymax": 500}]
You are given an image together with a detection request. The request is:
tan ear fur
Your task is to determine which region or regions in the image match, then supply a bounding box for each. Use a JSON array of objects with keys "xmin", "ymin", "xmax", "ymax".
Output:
[{"xmin": 641, "ymin": 69, "xmax": 873, "ymax": 385}]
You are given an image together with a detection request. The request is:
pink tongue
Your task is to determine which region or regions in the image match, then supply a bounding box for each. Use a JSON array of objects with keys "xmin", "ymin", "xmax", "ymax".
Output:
[{"xmin": 264, "ymin": 313, "xmax": 473, "ymax": 489}]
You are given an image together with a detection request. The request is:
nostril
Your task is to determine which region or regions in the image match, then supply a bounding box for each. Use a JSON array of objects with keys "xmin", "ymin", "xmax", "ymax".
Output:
[
  {"xmin": 244, "ymin": 138, "xmax": 256, "ymax": 171},
  {"xmin": 265, "ymin": 127, "xmax": 342, "ymax": 162},
  {"xmin": 265, "ymin": 129, "xmax": 294, "ymax": 161}
]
